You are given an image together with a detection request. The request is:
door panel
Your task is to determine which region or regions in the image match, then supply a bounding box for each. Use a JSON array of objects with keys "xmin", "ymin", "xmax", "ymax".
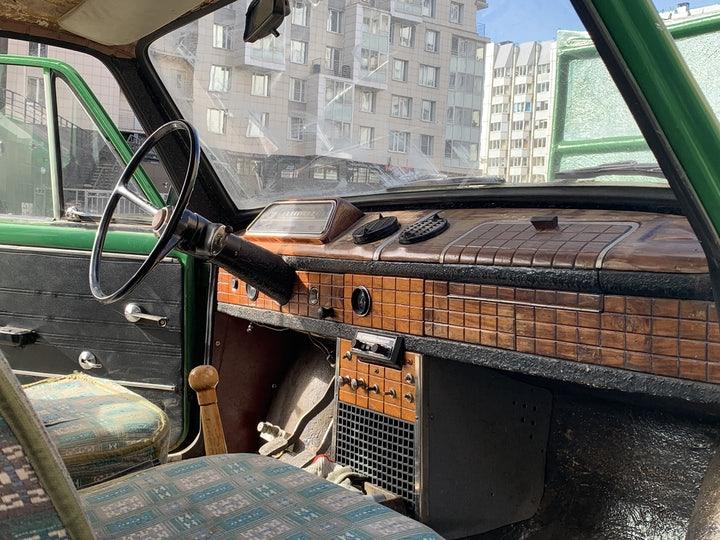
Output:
[{"xmin": 0, "ymin": 245, "xmax": 186, "ymax": 445}]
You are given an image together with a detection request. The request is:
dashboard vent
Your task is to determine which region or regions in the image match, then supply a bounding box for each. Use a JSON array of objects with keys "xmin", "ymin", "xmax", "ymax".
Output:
[
  {"xmin": 352, "ymin": 214, "xmax": 400, "ymax": 244},
  {"xmin": 399, "ymin": 212, "xmax": 449, "ymax": 244}
]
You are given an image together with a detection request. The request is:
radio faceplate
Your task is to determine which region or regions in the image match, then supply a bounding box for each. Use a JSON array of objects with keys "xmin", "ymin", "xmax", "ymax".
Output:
[{"xmin": 350, "ymin": 331, "xmax": 404, "ymax": 369}]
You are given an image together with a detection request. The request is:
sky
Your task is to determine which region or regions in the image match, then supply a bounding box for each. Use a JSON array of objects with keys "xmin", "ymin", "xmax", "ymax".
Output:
[{"xmin": 476, "ymin": 0, "xmax": 720, "ymax": 43}]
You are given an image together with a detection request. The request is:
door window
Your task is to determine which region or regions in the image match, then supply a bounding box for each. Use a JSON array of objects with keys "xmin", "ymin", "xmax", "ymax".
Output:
[{"xmin": 0, "ymin": 65, "xmax": 53, "ymax": 218}]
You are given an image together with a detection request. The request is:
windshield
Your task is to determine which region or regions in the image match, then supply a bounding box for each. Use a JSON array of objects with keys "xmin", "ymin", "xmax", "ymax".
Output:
[{"xmin": 148, "ymin": 0, "xmax": 720, "ymax": 209}]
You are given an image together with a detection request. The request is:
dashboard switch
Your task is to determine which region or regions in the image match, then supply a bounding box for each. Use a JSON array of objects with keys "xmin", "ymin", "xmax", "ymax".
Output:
[
  {"xmin": 336, "ymin": 375, "xmax": 351, "ymax": 387},
  {"xmin": 404, "ymin": 373, "xmax": 415, "ymax": 385},
  {"xmin": 317, "ymin": 306, "xmax": 334, "ymax": 319},
  {"xmin": 350, "ymin": 378, "xmax": 366, "ymax": 391}
]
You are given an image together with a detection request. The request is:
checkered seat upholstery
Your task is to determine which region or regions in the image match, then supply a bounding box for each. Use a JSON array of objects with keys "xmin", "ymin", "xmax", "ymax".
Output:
[
  {"xmin": 0, "ymin": 356, "xmax": 442, "ymax": 539},
  {"xmin": 24, "ymin": 373, "xmax": 170, "ymax": 488}
]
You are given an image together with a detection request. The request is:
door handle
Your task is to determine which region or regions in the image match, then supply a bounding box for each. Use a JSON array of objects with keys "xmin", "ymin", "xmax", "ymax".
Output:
[
  {"xmin": 78, "ymin": 351, "xmax": 103, "ymax": 370},
  {"xmin": 0, "ymin": 326, "xmax": 37, "ymax": 347},
  {"xmin": 123, "ymin": 303, "xmax": 168, "ymax": 328}
]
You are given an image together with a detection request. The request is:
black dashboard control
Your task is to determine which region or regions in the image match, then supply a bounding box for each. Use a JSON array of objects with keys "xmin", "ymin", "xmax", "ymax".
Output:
[
  {"xmin": 351, "ymin": 286, "xmax": 372, "ymax": 317},
  {"xmin": 350, "ymin": 378, "xmax": 366, "ymax": 391},
  {"xmin": 246, "ymin": 283, "xmax": 259, "ymax": 301},
  {"xmin": 399, "ymin": 211, "xmax": 449, "ymax": 244},
  {"xmin": 308, "ymin": 286, "xmax": 319, "ymax": 305},
  {"xmin": 404, "ymin": 392, "xmax": 415, "ymax": 403},
  {"xmin": 384, "ymin": 388, "xmax": 397, "ymax": 398},
  {"xmin": 352, "ymin": 214, "xmax": 400, "ymax": 245},
  {"xmin": 231, "ymin": 278, "xmax": 240, "ymax": 291},
  {"xmin": 336, "ymin": 375, "xmax": 351, "ymax": 387},
  {"xmin": 404, "ymin": 373, "xmax": 415, "ymax": 385},
  {"xmin": 531, "ymin": 215, "xmax": 559, "ymax": 231},
  {"xmin": 317, "ymin": 306, "xmax": 334, "ymax": 319},
  {"xmin": 368, "ymin": 384, "xmax": 380, "ymax": 394},
  {"xmin": 343, "ymin": 350, "xmax": 353, "ymax": 360},
  {"xmin": 350, "ymin": 331, "xmax": 404, "ymax": 368}
]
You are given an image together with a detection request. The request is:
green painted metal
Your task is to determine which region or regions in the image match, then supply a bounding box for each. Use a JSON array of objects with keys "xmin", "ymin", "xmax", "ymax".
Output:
[
  {"xmin": 549, "ymin": 9, "xmax": 720, "ymax": 193},
  {"xmin": 0, "ymin": 54, "xmax": 163, "ymax": 208},
  {"xmin": 586, "ymin": 0, "xmax": 720, "ymax": 232}
]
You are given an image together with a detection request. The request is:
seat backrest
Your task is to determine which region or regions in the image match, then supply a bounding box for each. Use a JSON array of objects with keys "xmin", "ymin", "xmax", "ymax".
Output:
[{"xmin": 0, "ymin": 353, "xmax": 93, "ymax": 539}]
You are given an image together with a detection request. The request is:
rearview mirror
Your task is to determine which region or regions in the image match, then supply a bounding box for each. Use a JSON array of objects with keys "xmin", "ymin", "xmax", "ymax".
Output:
[{"xmin": 243, "ymin": 0, "xmax": 290, "ymax": 43}]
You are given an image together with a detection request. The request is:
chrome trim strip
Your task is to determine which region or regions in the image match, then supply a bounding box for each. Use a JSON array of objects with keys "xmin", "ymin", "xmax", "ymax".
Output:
[
  {"xmin": 0, "ymin": 243, "xmax": 177, "ymax": 262},
  {"xmin": 595, "ymin": 221, "xmax": 640, "ymax": 269},
  {"xmin": 13, "ymin": 370, "xmax": 177, "ymax": 391},
  {"xmin": 446, "ymin": 294, "xmax": 603, "ymax": 313}
]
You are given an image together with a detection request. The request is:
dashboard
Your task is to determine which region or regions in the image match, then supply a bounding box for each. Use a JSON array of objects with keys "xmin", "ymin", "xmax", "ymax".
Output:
[{"xmin": 218, "ymin": 198, "xmax": 714, "ymax": 387}]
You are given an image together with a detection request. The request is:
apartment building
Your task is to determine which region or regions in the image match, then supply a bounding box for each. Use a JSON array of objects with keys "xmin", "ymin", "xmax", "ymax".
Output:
[
  {"xmin": 480, "ymin": 39, "xmax": 556, "ymax": 184},
  {"xmin": 146, "ymin": 0, "xmax": 490, "ymax": 200}
]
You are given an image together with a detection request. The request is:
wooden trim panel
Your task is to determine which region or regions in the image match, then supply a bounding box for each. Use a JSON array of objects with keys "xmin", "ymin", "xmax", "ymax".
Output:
[{"xmin": 218, "ymin": 270, "xmax": 720, "ymax": 384}]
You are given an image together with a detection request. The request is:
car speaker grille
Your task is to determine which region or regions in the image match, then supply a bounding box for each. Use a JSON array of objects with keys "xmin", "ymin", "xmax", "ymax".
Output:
[{"xmin": 335, "ymin": 402, "xmax": 416, "ymax": 508}]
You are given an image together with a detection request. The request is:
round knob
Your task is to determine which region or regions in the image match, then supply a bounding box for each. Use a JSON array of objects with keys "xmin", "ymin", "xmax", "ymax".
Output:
[
  {"xmin": 343, "ymin": 351, "xmax": 353, "ymax": 361},
  {"xmin": 317, "ymin": 306, "xmax": 334, "ymax": 319},
  {"xmin": 336, "ymin": 375, "xmax": 351, "ymax": 387},
  {"xmin": 404, "ymin": 373, "xmax": 415, "ymax": 385},
  {"xmin": 404, "ymin": 392, "xmax": 415, "ymax": 403},
  {"xmin": 189, "ymin": 365, "xmax": 220, "ymax": 393},
  {"xmin": 368, "ymin": 384, "xmax": 380, "ymax": 394},
  {"xmin": 350, "ymin": 378, "xmax": 366, "ymax": 391},
  {"xmin": 384, "ymin": 388, "xmax": 397, "ymax": 398}
]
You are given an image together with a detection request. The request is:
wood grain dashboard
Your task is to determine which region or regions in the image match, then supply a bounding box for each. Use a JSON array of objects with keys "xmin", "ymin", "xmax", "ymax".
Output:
[{"xmin": 217, "ymin": 203, "xmax": 717, "ymax": 386}]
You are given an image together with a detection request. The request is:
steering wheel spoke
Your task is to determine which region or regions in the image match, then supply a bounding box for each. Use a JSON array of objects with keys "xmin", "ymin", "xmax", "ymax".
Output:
[
  {"xmin": 116, "ymin": 185, "xmax": 160, "ymax": 215},
  {"xmin": 89, "ymin": 120, "xmax": 200, "ymax": 304}
]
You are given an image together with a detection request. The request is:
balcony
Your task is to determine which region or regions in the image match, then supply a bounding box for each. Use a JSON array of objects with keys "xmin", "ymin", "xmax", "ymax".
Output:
[{"xmin": 391, "ymin": 0, "xmax": 422, "ymax": 21}]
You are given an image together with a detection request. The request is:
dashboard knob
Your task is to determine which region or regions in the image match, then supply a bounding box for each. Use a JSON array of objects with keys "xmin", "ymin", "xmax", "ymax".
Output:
[
  {"xmin": 368, "ymin": 384, "xmax": 380, "ymax": 394},
  {"xmin": 343, "ymin": 351, "xmax": 353, "ymax": 361},
  {"xmin": 404, "ymin": 392, "xmax": 415, "ymax": 403},
  {"xmin": 317, "ymin": 306, "xmax": 334, "ymax": 319},
  {"xmin": 404, "ymin": 373, "xmax": 415, "ymax": 384},
  {"xmin": 384, "ymin": 388, "xmax": 397, "ymax": 398},
  {"xmin": 350, "ymin": 378, "xmax": 366, "ymax": 391},
  {"xmin": 336, "ymin": 375, "xmax": 351, "ymax": 387}
]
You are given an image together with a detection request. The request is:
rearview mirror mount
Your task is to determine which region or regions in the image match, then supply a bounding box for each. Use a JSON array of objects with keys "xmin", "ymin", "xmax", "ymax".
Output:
[{"xmin": 243, "ymin": 0, "xmax": 290, "ymax": 43}]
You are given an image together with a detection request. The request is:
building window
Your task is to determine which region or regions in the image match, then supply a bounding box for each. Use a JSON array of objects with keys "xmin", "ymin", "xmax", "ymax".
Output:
[
  {"xmin": 289, "ymin": 78, "xmax": 306, "ymax": 102},
  {"xmin": 515, "ymin": 65, "xmax": 528, "ymax": 76},
  {"xmin": 313, "ymin": 165, "xmax": 339, "ymax": 181},
  {"xmin": 489, "ymin": 122, "xmax": 502, "ymax": 132},
  {"xmin": 361, "ymin": 49, "xmax": 380, "ymax": 71},
  {"xmin": 421, "ymin": 100, "xmax": 436, "ymax": 122},
  {"xmin": 493, "ymin": 67, "xmax": 505, "ymax": 78},
  {"xmin": 291, "ymin": 0, "xmax": 309, "ymax": 26},
  {"xmin": 327, "ymin": 8, "xmax": 343, "ymax": 32},
  {"xmin": 288, "ymin": 116, "xmax": 305, "ymax": 140},
  {"xmin": 511, "ymin": 138, "xmax": 528, "ymax": 149},
  {"xmin": 246, "ymin": 112, "xmax": 269, "ymax": 137},
  {"xmin": 392, "ymin": 58, "xmax": 409, "ymax": 82},
  {"xmin": 420, "ymin": 135, "xmax": 434, "ymax": 156},
  {"xmin": 28, "ymin": 42, "xmax": 48, "ymax": 57},
  {"xmin": 535, "ymin": 119, "xmax": 548, "ymax": 129},
  {"xmin": 511, "ymin": 157, "xmax": 528, "ymax": 167},
  {"xmin": 325, "ymin": 81, "xmax": 352, "ymax": 105},
  {"xmin": 537, "ymin": 100, "xmax": 549, "ymax": 111},
  {"xmin": 290, "ymin": 40, "xmax": 307, "ymax": 64},
  {"xmin": 26, "ymin": 76, "xmax": 44, "ymax": 105},
  {"xmin": 328, "ymin": 120, "xmax": 351, "ymax": 139},
  {"xmin": 391, "ymin": 95, "xmax": 412, "ymax": 119},
  {"xmin": 533, "ymin": 156, "xmax": 546, "ymax": 167},
  {"xmin": 451, "ymin": 36, "xmax": 477, "ymax": 57},
  {"xmin": 389, "ymin": 131, "xmax": 410, "ymax": 153},
  {"xmin": 212, "ymin": 24, "xmax": 231, "ymax": 49},
  {"xmin": 419, "ymin": 65, "xmax": 439, "ymax": 88},
  {"xmin": 492, "ymin": 85, "xmax": 508, "ymax": 96},
  {"xmin": 514, "ymin": 83, "xmax": 528, "ymax": 94},
  {"xmin": 489, "ymin": 140, "xmax": 503, "ymax": 150},
  {"xmin": 536, "ymin": 81, "xmax": 550, "ymax": 93},
  {"xmin": 360, "ymin": 126, "xmax": 375, "ymax": 148},
  {"xmin": 325, "ymin": 47, "xmax": 341, "ymax": 72},
  {"xmin": 209, "ymin": 65, "xmax": 230, "ymax": 92},
  {"xmin": 425, "ymin": 30, "xmax": 439, "ymax": 53},
  {"xmin": 533, "ymin": 137, "xmax": 547, "ymax": 148},
  {"xmin": 398, "ymin": 23, "xmax": 415, "ymax": 47},
  {"xmin": 207, "ymin": 108, "xmax": 227, "ymax": 134},
  {"xmin": 512, "ymin": 120, "xmax": 527, "ymax": 130},
  {"xmin": 363, "ymin": 11, "xmax": 391, "ymax": 34},
  {"xmin": 537, "ymin": 63, "xmax": 551, "ymax": 74},
  {"xmin": 250, "ymin": 73, "xmax": 269, "ymax": 96},
  {"xmin": 422, "ymin": 0, "xmax": 435, "ymax": 17},
  {"xmin": 449, "ymin": 1, "xmax": 463, "ymax": 24},
  {"xmin": 492, "ymin": 103, "xmax": 508, "ymax": 113},
  {"xmin": 513, "ymin": 101, "xmax": 532, "ymax": 112},
  {"xmin": 360, "ymin": 91, "xmax": 376, "ymax": 113}
]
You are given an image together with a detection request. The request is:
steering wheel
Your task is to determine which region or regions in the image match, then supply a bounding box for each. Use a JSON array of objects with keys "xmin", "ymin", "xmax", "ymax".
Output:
[{"xmin": 89, "ymin": 120, "xmax": 200, "ymax": 304}]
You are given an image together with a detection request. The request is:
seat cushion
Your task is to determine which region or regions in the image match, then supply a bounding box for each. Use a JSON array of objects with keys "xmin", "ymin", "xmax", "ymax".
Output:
[
  {"xmin": 24, "ymin": 373, "xmax": 170, "ymax": 488},
  {"xmin": 80, "ymin": 453, "xmax": 442, "ymax": 539}
]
